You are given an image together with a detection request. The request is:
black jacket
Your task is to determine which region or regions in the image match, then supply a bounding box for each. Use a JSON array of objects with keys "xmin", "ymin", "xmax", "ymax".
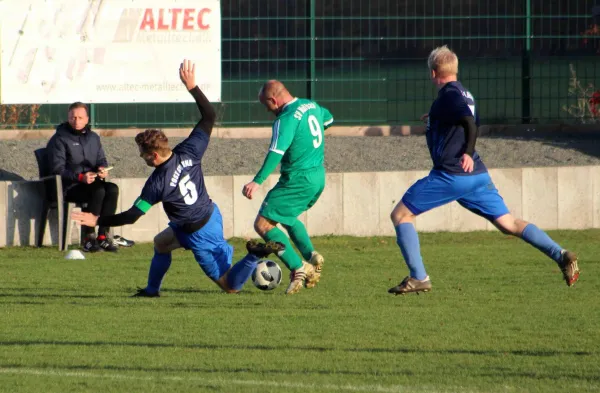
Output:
[{"xmin": 46, "ymin": 122, "xmax": 109, "ymax": 189}]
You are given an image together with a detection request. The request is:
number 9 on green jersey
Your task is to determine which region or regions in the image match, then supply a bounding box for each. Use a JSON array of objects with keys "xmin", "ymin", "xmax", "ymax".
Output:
[{"xmin": 268, "ymin": 98, "xmax": 334, "ymax": 175}]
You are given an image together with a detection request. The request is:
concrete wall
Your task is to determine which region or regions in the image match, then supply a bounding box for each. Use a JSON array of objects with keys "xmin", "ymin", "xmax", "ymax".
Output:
[
  {"xmin": 2, "ymin": 123, "xmax": 600, "ymax": 141},
  {"xmin": 1, "ymin": 166, "xmax": 599, "ymax": 247}
]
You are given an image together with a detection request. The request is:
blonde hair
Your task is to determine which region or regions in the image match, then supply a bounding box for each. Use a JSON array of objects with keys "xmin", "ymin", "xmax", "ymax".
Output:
[{"xmin": 427, "ymin": 45, "xmax": 458, "ymax": 78}]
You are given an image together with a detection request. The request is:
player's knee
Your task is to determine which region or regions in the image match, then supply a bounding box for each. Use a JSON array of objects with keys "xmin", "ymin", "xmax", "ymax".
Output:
[
  {"xmin": 497, "ymin": 225, "xmax": 513, "ymax": 236},
  {"xmin": 494, "ymin": 215, "xmax": 527, "ymax": 236},
  {"xmin": 153, "ymin": 236, "xmax": 170, "ymax": 254},
  {"xmin": 253, "ymin": 216, "xmax": 273, "ymax": 236},
  {"xmin": 390, "ymin": 203, "xmax": 413, "ymax": 226},
  {"xmin": 254, "ymin": 219, "xmax": 262, "ymax": 233},
  {"xmin": 253, "ymin": 219, "xmax": 263, "ymax": 235},
  {"xmin": 513, "ymin": 218, "xmax": 529, "ymax": 236}
]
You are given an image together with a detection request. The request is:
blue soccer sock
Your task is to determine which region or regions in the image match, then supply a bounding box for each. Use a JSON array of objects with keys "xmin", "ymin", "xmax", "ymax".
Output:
[
  {"xmin": 226, "ymin": 254, "xmax": 260, "ymax": 291},
  {"xmin": 521, "ymin": 224, "xmax": 563, "ymax": 263},
  {"xmin": 146, "ymin": 250, "xmax": 172, "ymax": 294},
  {"xmin": 395, "ymin": 223, "xmax": 427, "ymax": 280}
]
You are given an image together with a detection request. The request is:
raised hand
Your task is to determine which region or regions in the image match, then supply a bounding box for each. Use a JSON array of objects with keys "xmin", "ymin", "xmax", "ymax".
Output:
[{"xmin": 179, "ymin": 59, "xmax": 196, "ymax": 91}]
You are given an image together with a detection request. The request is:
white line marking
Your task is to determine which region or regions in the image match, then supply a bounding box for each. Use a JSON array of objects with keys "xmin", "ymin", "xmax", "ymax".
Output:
[{"xmin": 0, "ymin": 367, "xmax": 413, "ymax": 392}]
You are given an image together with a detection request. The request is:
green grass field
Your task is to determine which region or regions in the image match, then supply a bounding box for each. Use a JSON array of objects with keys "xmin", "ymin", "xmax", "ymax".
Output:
[{"xmin": 1, "ymin": 230, "xmax": 599, "ymax": 393}]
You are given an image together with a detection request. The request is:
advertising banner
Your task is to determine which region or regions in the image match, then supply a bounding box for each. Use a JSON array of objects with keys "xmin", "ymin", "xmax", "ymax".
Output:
[{"xmin": 0, "ymin": 0, "xmax": 221, "ymax": 104}]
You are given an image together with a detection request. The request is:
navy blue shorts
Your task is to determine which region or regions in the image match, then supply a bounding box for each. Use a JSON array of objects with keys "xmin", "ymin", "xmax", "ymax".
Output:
[
  {"xmin": 169, "ymin": 204, "xmax": 233, "ymax": 281},
  {"xmin": 401, "ymin": 170, "xmax": 510, "ymax": 222}
]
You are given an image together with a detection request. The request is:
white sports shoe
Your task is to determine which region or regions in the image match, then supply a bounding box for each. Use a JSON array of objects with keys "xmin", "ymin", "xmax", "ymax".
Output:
[
  {"xmin": 285, "ymin": 262, "xmax": 315, "ymax": 294},
  {"xmin": 306, "ymin": 251, "xmax": 324, "ymax": 288}
]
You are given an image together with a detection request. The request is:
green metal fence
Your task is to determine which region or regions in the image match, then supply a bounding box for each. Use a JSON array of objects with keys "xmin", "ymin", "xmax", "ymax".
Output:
[{"xmin": 2, "ymin": 0, "xmax": 599, "ymax": 129}]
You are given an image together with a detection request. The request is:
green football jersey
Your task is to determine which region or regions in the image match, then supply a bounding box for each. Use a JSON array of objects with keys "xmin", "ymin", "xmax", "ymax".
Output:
[{"xmin": 268, "ymin": 98, "xmax": 334, "ymax": 174}]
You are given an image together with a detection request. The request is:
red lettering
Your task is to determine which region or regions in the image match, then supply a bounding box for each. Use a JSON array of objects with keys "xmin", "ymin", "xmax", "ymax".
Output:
[
  {"xmin": 197, "ymin": 8, "xmax": 210, "ymax": 29},
  {"xmin": 171, "ymin": 8, "xmax": 182, "ymax": 29},
  {"xmin": 139, "ymin": 8, "xmax": 212, "ymax": 30},
  {"xmin": 157, "ymin": 9, "xmax": 169, "ymax": 30},
  {"xmin": 183, "ymin": 8, "xmax": 194, "ymax": 30},
  {"xmin": 140, "ymin": 9, "xmax": 155, "ymax": 30}
]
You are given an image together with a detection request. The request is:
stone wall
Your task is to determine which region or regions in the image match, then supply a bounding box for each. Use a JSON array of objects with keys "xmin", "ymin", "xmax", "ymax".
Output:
[{"xmin": 1, "ymin": 166, "xmax": 598, "ymax": 248}]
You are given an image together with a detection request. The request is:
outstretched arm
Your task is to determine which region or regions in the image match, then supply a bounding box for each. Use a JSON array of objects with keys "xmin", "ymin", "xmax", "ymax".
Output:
[
  {"xmin": 180, "ymin": 59, "xmax": 216, "ymax": 136},
  {"xmin": 72, "ymin": 181, "xmax": 159, "ymax": 227},
  {"xmin": 72, "ymin": 207, "xmax": 143, "ymax": 228}
]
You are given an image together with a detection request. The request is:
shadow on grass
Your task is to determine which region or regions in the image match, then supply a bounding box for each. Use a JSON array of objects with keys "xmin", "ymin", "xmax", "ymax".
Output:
[
  {"xmin": 160, "ymin": 288, "xmax": 236, "ymax": 295},
  {"xmin": 2, "ymin": 363, "xmax": 599, "ymax": 382},
  {"xmin": 0, "ymin": 293, "xmax": 104, "ymax": 299},
  {"xmin": 0, "ymin": 362, "xmax": 416, "ymax": 378},
  {"xmin": 479, "ymin": 368, "xmax": 600, "ymax": 383},
  {"xmin": 0, "ymin": 287, "xmax": 74, "ymax": 292},
  {"xmin": 0, "ymin": 339, "xmax": 593, "ymax": 358}
]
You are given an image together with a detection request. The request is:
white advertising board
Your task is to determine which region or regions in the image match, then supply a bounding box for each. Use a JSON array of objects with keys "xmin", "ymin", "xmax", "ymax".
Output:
[{"xmin": 0, "ymin": 0, "xmax": 221, "ymax": 104}]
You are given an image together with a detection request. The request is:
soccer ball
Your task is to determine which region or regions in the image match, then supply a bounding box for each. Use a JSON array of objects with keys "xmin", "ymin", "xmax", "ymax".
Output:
[{"xmin": 251, "ymin": 260, "xmax": 282, "ymax": 291}]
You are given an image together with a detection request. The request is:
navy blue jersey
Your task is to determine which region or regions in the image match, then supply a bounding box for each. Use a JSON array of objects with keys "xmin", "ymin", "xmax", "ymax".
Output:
[
  {"xmin": 426, "ymin": 81, "xmax": 487, "ymax": 175},
  {"xmin": 133, "ymin": 125, "xmax": 213, "ymax": 225}
]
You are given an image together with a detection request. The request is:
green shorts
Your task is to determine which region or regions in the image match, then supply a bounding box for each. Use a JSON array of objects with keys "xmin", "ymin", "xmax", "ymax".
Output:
[{"xmin": 259, "ymin": 167, "xmax": 325, "ymax": 226}]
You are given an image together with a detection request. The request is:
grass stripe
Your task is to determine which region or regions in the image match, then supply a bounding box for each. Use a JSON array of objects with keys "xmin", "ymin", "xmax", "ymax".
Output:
[{"xmin": 0, "ymin": 367, "xmax": 444, "ymax": 393}]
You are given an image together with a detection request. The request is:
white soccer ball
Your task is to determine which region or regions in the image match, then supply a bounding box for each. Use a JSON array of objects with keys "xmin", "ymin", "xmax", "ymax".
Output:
[{"xmin": 251, "ymin": 260, "xmax": 282, "ymax": 291}]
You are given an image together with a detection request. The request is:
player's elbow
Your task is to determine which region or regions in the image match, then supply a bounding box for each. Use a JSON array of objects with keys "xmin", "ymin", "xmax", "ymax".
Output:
[
  {"xmin": 202, "ymin": 107, "xmax": 217, "ymax": 125},
  {"xmin": 128, "ymin": 215, "xmax": 141, "ymax": 225},
  {"xmin": 199, "ymin": 112, "xmax": 216, "ymax": 134},
  {"xmin": 123, "ymin": 208, "xmax": 144, "ymax": 226},
  {"xmin": 458, "ymin": 116, "xmax": 476, "ymax": 129}
]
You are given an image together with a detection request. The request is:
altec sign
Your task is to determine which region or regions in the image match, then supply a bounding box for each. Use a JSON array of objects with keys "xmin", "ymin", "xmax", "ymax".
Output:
[
  {"xmin": 0, "ymin": 0, "xmax": 222, "ymax": 104},
  {"xmin": 139, "ymin": 8, "xmax": 212, "ymax": 30}
]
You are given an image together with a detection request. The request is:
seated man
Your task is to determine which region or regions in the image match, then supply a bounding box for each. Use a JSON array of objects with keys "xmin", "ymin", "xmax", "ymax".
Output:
[{"xmin": 46, "ymin": 102, "xmax": 133, "ymax": 252}]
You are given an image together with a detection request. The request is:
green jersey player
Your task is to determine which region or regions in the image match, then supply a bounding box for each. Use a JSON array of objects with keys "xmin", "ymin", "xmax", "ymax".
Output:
[{"xmin": 242, "ymin": 80, "xmax": 334, "ymax": 294}]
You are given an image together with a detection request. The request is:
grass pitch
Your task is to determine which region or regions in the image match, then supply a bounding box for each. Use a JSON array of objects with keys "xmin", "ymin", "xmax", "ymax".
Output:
[{"xmin": 1, "ymin": 230, "xmax": 599, "ymax": 393}]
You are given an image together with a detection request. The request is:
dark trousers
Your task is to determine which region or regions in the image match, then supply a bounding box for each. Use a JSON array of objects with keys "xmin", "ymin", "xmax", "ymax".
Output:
[{"xmin": 66, "ymin": 179, "xmax": 119, "ymax": 237}]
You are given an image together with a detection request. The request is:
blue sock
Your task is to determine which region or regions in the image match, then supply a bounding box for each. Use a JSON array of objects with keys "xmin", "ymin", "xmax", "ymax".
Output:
[
  {"xmin": 146, "ymin": 250, "xmax": 172, "ymax": 294},
  {"xmin": 226, "ymin": 254, "xmax": 260, "ymax": 291},
  {"xmin": 521, "ymin": 224, "xmax": 563, "ymax": 263},
  {"xmin": 395, "ymin": 223, "xmax": 427, "ymax": 280}
]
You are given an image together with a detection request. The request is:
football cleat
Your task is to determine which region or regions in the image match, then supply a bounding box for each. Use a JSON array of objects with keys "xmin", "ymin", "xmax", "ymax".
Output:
[
  {"xmin": 246, "ymin": 240, "xmax": 285, "ymax": 258},
  {"xmin": 559, "ymin": 250, "xmax": 580, "ymax": 287},
  {"xmin": 286, "ymin": 262, "xmax": 315, "ymax": 295},
  {"xmin": 112, "ymin": 235, "xmax": 135, "ymax": 247},
  {"xmin": 305, "ymin": 251, "xmax": 324, "ymax": 289},
  {"xmin": 131, "ymin": 287, "xmax": 160, "ymax": 298},
  {"xmin": 388, "ymin": 276, "xmax": 432, "ymax": 295}
]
